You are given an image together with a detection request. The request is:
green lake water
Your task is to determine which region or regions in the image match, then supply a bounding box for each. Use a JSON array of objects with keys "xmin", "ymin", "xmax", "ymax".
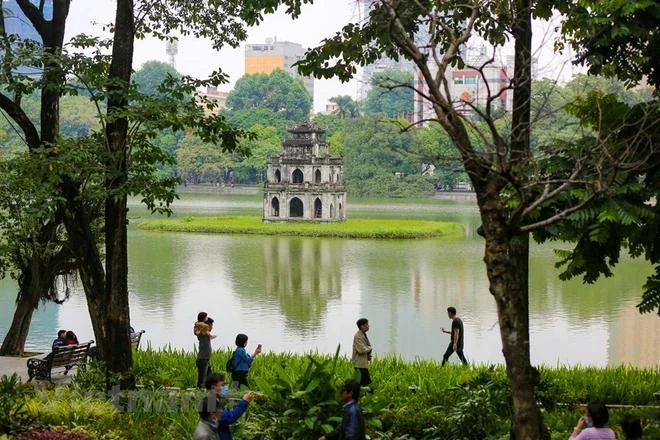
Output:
[{"xmin": 1, "ymin": 191, "xmax": 658, "ymax": 367}]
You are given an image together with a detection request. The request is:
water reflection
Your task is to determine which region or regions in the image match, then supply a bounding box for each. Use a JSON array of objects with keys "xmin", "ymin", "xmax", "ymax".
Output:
[
  {"xmin": 0, "ymin": 195, "xmax": 657, "ymax": 368},
  {"xmin": 0, "ymin": 278, "xmax": 62, "ymax": 351},
  {"xmin": 258, "ymin": 237, "xmax": 342, "ymax": 334}
]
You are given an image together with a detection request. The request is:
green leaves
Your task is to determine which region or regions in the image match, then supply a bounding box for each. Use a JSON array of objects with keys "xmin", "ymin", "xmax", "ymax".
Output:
[
  {"xmin": 558, "ymin": 0, "xmax": 660, "ymax": 89},
  {"xmin": 225, "ymin": 69, "xmax": 312, "ymax": 122},
  {"xmin": 252, "ymin": 346, "xmax": 345, "ymax": 439},
  {"xmin": 364, "ymin": 69, "xmax": 414, "ymax": 118}
]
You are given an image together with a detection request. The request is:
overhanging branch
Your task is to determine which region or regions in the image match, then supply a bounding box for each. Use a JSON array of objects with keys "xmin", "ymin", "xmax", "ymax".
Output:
[{"xmin": 0, "ymin": 92, "xmax": 40, "ymax": 149}]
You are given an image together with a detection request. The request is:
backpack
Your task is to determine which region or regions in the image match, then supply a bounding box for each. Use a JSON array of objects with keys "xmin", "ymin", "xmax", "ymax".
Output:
[{"xmin": 225, "ymin": 351, "xmax": 236, "ymax": 373}]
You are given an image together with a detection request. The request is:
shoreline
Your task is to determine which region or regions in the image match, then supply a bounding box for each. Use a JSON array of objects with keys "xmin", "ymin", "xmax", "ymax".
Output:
[{"xmin": 173, "ymin": 184, "xmax": 477, "ymax": 201}]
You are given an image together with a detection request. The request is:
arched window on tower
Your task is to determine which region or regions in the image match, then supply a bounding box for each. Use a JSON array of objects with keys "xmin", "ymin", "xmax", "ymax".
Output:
[
  {"xmin": 292, "ymin": 168, "xmax": 303, "ymax": 184},
  {"xmin": 274, "ymin": 169, "xmax": 281, "ymax": 183},
  {"xmin": 271, "ymin": 197, "xmax": 280, "ymax": 217},
  {"xmin": 290, "ymin": 197, "xmax": 303, "ymax": 217},
  {"xmin": 339, "ymin": 203, "xmax": 343, "ymax": 218},
  {"xmin": 314, "ymin": 198, "xmax": 322, "ymax": 218},
  {"xmin": 330, "ymin": 204, "xmax": 334, "ymax": 218},
  {"xmin": 315, "ymin": 169, "xmax": 321, "ymax": 183}
]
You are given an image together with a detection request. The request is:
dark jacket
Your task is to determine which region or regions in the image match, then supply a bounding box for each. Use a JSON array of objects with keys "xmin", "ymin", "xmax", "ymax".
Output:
[{"xmin": 325, "ymin": 400, "xmax": 365, "ymax": 440}]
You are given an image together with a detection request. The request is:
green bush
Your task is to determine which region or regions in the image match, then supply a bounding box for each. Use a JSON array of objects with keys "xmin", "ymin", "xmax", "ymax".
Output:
[
  {"xmin": 0, "ymin": 374, "xmax": 36, "ymax": 435},
  {"xmin": 252, "ymin": 346, "xmax": 345, "ymax": 439},
  {"xmin": 5, "ymin": 350, "xmax": 657, "ymax": 439},
  {"xmin": 24, "ymin": 388, "xmax": 118, "ymax": 432}
]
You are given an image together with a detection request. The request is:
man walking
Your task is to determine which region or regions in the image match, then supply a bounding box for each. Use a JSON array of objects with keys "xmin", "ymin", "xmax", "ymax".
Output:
[
  {"xmin": 351, "ymin": 318, "xmax": 373, "ymax": 387},
  {"xmin": 441, "ymin": 307, "xmax": 468, "ymax": 366}
]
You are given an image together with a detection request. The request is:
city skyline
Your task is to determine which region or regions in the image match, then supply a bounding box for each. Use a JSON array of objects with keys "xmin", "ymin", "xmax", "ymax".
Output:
[{"xmin": 63, "ymin": 1, "xmax": 575, "ymax": 113}]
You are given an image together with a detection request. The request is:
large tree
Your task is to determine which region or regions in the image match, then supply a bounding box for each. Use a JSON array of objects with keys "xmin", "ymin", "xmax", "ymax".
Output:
[
  {"xmin": 339, "ymin": 116, "xmax": 432, "ymax": 197},
  {"xmin": 550, "ymin": 0, "xmax": 660, "ymax": 316},
  {"xmin": 0, "ymin": 0, "xmax": 294, "ymax": 369},
  {"xmin": 285, "ymin": 1, "xmax": 660, "ymax": 438},
  {"xmin": 133, "ymin": 60, "xmax": 180, "ymax": 96},
  {"xmin": 364, "ymin": 68, "xmax": 414, "ymax": 118},
  {"xmin": 232, "ymin": 124, "xmax": 282, "ymax": 183},
  {"xmin": 328, "ymin": 94, "xmax": 360, "ymax": 118},
  {"xmin": 0, "ymin": 0, "xmax": 73, "ymax": 356},
  {"xmin": 225, "ymin": 68, "xmax": 312, "ymax": 121},
  {"xmin": 176, "ymin": 133, "xmax": 234, "ymax": 184},
  {"xmin": 557, "ymin": 0, "xmax": 660, "ymax": 90},
  {"xmin": 56, "ymin": 0, "xmax": 260, "ymax": 376}
]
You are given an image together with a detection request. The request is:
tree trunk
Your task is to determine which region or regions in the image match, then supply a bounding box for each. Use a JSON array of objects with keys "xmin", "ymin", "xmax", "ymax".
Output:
[
  {"xmin": 59, "ymin": 184, "xmax": 108, "ymax": 356},
  {"xmin": 97, "ymin": 0, "xmax": 136, "ymax": 376},
  {"xmin": 480, "ymin": 202, "xmax": 548, "ymax": 440},
  {"xmin": 0, "ymin": 255, "xmax": 50, "ymax": 355},
  {"xmin": 489, "ymin": 0, "xmax": 548, "ymax": 437}
]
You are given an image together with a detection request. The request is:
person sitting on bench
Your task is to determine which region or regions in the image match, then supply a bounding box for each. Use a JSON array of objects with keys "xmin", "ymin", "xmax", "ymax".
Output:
[{"xmin": 52, "ymin": 330, "xmax": 66, "ymax": 349}]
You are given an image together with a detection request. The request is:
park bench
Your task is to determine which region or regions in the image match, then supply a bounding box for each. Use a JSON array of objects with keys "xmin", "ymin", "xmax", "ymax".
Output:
[
  {"xmin": 131, "ymin": 330, "xmax": 146, "ymax": 350},
  {"xmin": 26, "ymin": 340, "xmax": 94, "ymax": 382}
]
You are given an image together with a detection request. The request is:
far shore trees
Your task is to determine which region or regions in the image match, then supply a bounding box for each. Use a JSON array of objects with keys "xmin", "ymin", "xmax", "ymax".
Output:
[{"xmin": 225, "ymin": 69, "xmax": 312, "ymax": 122}]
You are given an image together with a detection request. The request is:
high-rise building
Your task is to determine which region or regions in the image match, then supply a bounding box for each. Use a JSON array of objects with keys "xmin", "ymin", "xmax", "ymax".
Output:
[
  {"xmin": 244, "ymin": 38, "xmax": 314, "ymax": 101},
  {"xmin": 360, "ymin": 58, "xmax": 415, "ymax": 101},
  {"xmin": 413, "ymin": 45, "xmax": 516, "ymax": 124},
  {"xmin": 197, "ymin": 86, "xmax": 229, "ymax": 116},
  {"xmin": 2, "ymin": 0, "xmax": 53, "ymax": 76},
  {"xmin": 356, "ymin": 1, "xmax": 423, "ymax": 102}
]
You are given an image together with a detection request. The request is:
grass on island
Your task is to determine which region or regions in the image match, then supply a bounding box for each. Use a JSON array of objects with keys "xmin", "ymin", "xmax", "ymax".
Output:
[{"xmin": 137, "ymin": 215, "xmax": 464, "ymax": 239}]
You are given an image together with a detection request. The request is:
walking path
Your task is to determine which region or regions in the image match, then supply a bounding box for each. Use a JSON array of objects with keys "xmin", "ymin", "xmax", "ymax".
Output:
[
  {"xmin": 0, "ymin": 354, "xmax": 33, "ymax": 381},
  {"xmin": 0, "ymin": 354, "xmax": 73, "ymax": 385}
]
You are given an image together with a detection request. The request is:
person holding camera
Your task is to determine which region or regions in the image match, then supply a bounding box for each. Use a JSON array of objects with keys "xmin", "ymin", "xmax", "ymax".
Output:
[
  {"xmin": 570, "ymin": 402, "xmax": 615, "ymax": 439},
  {"xmin": 230, "ymin": 333, "xmax": 261, "ymax": 389},
  {"xmin": 194, "ymin": 373, "xmax": 255, "ymax": 440}
]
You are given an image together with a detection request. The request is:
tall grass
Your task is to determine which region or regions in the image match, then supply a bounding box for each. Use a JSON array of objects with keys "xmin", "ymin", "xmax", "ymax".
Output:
[
  {"xmin": 127, "ymin": 349, "xmax": 659, "ymax": 406},
  {"xmin": 137, "ymin": 216, "xmax": 465, "ymax": 239},
  {"xmin": 12, "ymin": 349, "xmax": 659, "ymax": 439}
]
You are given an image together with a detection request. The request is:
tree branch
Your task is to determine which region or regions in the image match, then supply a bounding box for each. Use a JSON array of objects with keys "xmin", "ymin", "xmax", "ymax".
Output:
[
  {"xmin": 520, "ymin": 193, "xmax": 596, "ymax": 232},
  {"xmin": 15, "ymin": 0, "xmax": 46, "ymax": 38},
  {"xmin": 0, "ymin": 91, "xmax": 41, "ymax": 149}
]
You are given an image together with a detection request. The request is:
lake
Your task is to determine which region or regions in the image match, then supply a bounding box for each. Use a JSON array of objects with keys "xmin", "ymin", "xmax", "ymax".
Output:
[{"xmin": 1, "ymin": 191, "xmax": 658, "ymax": 367}]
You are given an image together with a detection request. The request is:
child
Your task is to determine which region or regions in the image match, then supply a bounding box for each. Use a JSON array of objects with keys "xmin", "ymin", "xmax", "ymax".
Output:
[
  {"xmin": 318, "ymin": 379, "xmax": 366, "ymax": 440},
  {"xmin": 194, "ymin": 312, "xmax": 213, "ymax": 336}
]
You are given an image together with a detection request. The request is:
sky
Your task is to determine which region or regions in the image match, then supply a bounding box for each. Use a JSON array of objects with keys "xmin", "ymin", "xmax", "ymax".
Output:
[{"xmin": 65, "ymin": 1, "xmax": 576, "ymax": 113}]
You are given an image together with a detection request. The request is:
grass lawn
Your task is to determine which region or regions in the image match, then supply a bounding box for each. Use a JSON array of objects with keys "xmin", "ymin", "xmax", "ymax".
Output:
[{"xmin": 137, "ymin": 215, "xmax": 464, "ymax": 239}]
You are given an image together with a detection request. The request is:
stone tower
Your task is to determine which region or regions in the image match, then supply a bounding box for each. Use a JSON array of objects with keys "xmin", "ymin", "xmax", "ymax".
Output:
[{"xmin": 263, "ymin": 124, "xmax": 346, "ymax": 222}]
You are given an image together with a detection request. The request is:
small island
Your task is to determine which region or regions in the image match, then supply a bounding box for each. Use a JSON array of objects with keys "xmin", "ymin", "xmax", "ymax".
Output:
[{"xmin": 138, "ymin": 216, "xmax": 464, "ymax": 239}]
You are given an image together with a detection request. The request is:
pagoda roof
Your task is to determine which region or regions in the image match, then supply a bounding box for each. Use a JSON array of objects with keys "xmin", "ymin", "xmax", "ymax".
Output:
[{"xmin": 287, "ymin": 123, "xmax": 325, "ymax": 134}]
